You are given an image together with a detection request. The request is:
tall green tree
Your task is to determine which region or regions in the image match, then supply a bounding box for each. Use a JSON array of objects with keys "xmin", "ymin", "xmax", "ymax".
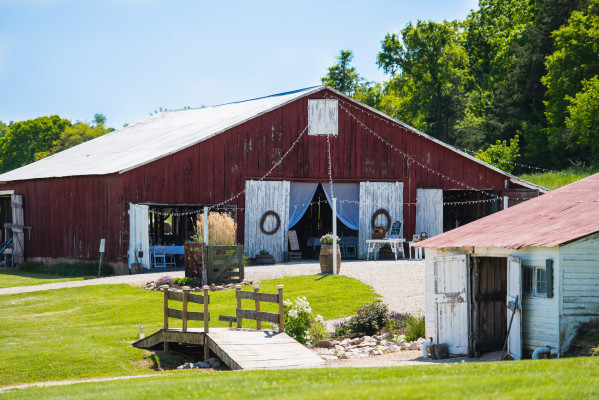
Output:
[
  {"xmin": 565, "ymin": 76, "xmax": 599, "ymax": 162},
  {"xmin": 321, "ymin": 50, "xmax": 363, "ymax": 96},
  {"xmin": 0, "ymin": 115, "xmax": 71, "ymax": 173},
  {"xmin": 543, "ymin": 0, "xmax": 599, "ymax": 165},
  {"xmin": 376, "ymin": 20, "xmax": 470, "ymax": 144}
]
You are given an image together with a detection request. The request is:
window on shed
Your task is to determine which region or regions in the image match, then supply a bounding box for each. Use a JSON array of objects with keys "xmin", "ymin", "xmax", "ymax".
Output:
[
  {"xmin": 523, "ymin": 265, "xmax": 550, "ymax": 298},
  {"xmin": 308, "ymin": 99, "xmax": 338, "ymax": 136}
]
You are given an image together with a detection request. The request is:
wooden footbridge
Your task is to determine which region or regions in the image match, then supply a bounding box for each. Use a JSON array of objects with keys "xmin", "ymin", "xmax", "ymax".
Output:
[{"xmin": 133, "ymin": 284, "xmax": 324, "ymax": 370}]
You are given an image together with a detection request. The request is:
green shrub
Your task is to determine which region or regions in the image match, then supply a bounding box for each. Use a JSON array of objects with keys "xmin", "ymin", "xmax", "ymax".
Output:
[
  {"xmin": 173, "ymin": 277, "xmax": 199, "ymax": 287},
  {"xmin": 48, "ymin": 262, "xmax": 114, "ymax": 277},
  {"xmin": 19, "ymin": 261, "xmax": 113, "ymax": 277},
  {"xmin": 309, "ymin": 317, "xmax": 328, "ymax": 344},
  {"xmin": 404, "ymin": 314, "xmax": 425, "ymax": 342},
  {"xmin": 347, "ymin": 301, "xmax": 389, "ymax": 336},
  {"xmin": 155, "ymin": 276, "xmax": 175, "ymax": 287},
  {"xmin": 19, "ymin": 261, "xmax": 48, "ymax": 274}
]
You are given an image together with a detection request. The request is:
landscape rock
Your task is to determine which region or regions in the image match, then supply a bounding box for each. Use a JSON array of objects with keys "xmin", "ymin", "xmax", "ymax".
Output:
[{"xmin": 316, "ymin": 340, "xmax": 334, "ymax": 348}]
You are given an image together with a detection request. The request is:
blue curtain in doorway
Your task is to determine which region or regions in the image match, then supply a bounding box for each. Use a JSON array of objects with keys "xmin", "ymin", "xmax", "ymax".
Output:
[
  {"xmin": 288, "ymin": 183, "xmax": 319, "ymax": 228},
  {"xmin": 321, "ymin": 183, "xmax": 360, "ymax": 230}
]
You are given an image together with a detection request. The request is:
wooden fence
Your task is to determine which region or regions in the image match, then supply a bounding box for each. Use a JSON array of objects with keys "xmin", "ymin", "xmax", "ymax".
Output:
[
  {"xmin": 219, "ymin": 285, "xmax": 284, "ymax": 332},
  {"xmin": 184, "ymin": 242, "xmax": 204, "ymax": 280},
  {"xmin": 160, "ymin": 284, "xmax": 210, "ymax": 358},
  {"xmin": 205, "ymin": 245, "xmax": 244, "ymax": 283}
]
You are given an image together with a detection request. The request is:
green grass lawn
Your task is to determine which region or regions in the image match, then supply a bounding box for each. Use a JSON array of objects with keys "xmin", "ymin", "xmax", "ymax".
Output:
[
  {"xmin": 0, "ymin": 270, "xmax": 90, "ymax": 288},
  {"xmin": 3, "ymin": 357, "xmax": 598, "ymax": 399},
  {"xmin": 519, "ymin": 167, "xmax": 598, "ymax": 190},
  {"xmin": 0, "ymin": 275, "xmax": 378, "ymax": 387}
]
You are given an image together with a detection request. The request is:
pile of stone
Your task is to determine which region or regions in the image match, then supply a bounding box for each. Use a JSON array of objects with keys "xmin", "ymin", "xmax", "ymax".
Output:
[
  {"xmin": 144, "ymin": 280, "xmax": 254, "ymax": 292},
  {"xmin": 314, "ymin": 333, "xmax": 426, "ymax": 360},
  {"xmin": 176, "ymin": 357, "xmax": 221, "ymax": 369}
]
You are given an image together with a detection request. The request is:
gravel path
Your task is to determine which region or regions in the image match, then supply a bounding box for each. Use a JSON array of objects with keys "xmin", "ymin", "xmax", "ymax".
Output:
[{"xmin": 0, "ymin": 260, "xmax": 425, "ymax": 314}]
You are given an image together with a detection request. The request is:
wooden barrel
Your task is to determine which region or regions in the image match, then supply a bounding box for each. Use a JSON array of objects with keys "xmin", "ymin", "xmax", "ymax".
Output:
[{"xmin": 319, "ymin": 244, "xmax": 341, "ymax": 274}]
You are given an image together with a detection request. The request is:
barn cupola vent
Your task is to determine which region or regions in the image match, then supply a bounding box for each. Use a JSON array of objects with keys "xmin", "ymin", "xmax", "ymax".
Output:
[{"xmin": 308, "ymin": 99, "xmax": 338, "ymax": 136}]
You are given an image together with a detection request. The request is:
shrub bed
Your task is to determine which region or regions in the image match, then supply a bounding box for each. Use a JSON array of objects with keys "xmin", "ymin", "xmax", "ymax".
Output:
[{"xmin": 20, "ymin": 260, "xmax": 114, "ymax": 277}]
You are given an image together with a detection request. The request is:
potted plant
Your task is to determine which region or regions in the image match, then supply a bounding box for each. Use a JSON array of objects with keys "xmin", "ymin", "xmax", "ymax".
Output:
[
  {"xmin": 255, "ymin": 249, "xmax": 275, "ymax": 265},
  {"xmin": 319, "ymin": 233, "xmax": 341, "ymax": 274}
]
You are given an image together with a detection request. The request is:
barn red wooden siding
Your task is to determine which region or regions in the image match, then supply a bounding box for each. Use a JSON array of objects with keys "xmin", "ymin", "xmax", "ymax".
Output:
[{"xmin": 1, "ymin": 88, "xmax": 509, "ymax": 263}]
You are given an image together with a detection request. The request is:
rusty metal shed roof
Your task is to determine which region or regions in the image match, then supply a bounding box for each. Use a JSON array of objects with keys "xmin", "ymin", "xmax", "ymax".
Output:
[{"xmin": 419, "ymin": 173, "xmax": 599, "ymax": 249}]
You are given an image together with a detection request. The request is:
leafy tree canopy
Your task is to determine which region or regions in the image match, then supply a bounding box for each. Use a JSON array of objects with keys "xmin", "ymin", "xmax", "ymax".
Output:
[
  {"xmin": 475, "ymin": 135, "xmax": 521, "ymax": 173},
  {"xmin": 321, "ymin": 50, "xmax": 363, "ymax": 96}
]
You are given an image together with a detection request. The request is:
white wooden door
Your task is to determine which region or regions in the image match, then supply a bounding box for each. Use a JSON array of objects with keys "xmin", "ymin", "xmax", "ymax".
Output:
[
  {"xmin": 11, "ymin": 194, "xmax": 24, "ymax": 265},
  {"xmin": 358, "ymin": 182, "xmax": 404, "ymax": 257},
  {"xmin": 507, "ymin": 255, "xmax": 523, "ymax": 360},
  {"xmin": 416, "ymin": 189, "xmax": 443, "ymax": 237},
  {"xmin": 244, "ymin": 180, "xmax": 290, "ymax": 262},
  {"xmin": 434, "ymin": 254, "xmax": 469, "ymax": 354},
  {"xmin": 129, "ymin": 204, "xmax": 150, "ymax": 270}
]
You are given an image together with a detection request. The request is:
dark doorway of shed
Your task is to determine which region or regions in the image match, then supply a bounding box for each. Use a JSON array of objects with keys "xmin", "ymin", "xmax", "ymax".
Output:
[
  {"xmin": 443, "ymin": 190, "xmax": 501, "ymax": 233},
  {"xmin": 291, "ymin": 184, "xmax": 358, "ymax": 259},
  {"xmin": 471, "ymin": 256, "xmax": 507, "ymax": 357},
  {"xmin": 0, "ymin": 196, "xmax": 11, "ymax": 244}
]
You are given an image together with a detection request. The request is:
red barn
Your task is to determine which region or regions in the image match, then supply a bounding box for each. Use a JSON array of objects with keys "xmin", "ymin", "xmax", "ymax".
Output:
[{"xmin": 0, "ymin": 86, "xmax": 542, "ymax": 272}]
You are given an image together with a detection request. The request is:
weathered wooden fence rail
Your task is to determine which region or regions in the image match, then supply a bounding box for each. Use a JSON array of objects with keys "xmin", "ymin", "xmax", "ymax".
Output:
[
  {"xmin": 206, "ymin": 245, "xmax": 244, "ymax": 283},
  {"xmin": 219, "ymin": 285, "xmax": 284, "ymax": 332}
]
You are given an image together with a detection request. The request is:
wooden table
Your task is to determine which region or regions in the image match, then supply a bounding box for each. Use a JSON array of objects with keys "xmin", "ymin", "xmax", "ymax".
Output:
[
  {"xmin": 407, "ymin": 242, "xmax": 424, "ymax": 260},
  {"xmin": 366, "ymin": 238, "xmax": 406, "ymax": 260}
]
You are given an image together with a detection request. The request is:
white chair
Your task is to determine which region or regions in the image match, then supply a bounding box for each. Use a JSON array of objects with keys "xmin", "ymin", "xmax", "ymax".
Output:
[{"xmin": 152, "ymin": 246, "xmax": 166, "ymax": 268}]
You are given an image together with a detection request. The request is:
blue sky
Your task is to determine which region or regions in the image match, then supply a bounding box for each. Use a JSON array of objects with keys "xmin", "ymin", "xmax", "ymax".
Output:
[{"xmin": 0, "ymin": 0, "xmax": 478, "ymax": 128}]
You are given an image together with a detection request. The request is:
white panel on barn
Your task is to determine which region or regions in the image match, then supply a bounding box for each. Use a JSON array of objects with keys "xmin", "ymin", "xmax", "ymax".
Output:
[
  {"xmin": 434, "ymin": 254, "xmax": 469, "ymax": 355},
  {"xmin": 128, "ymin": 204, "xmax": 150, "ymax": 270},
  {"xmin": 244, "ymin": 180, "xmax": 290, "ymax": 262},
  {"xmin": 308, "ymin": 99, "xmax": 338, "ymax": 136},
  {"xmin": 358, "ymin": 182, "xmax": 404, "ymax": 258},
  {"xmin": 10, "ymin": 194, "xmax": 24, "ymax": 265},
  {"xmin": 415, "ymin": 188, "xmax": 443, "ymax": 237},
  {"xmin": 507, "ymin": 255, "xmax": 523, "ymax": 360}
]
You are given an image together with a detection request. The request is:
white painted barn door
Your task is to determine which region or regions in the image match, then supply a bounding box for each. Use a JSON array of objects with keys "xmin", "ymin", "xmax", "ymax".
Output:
[
  {"xmin": 244, "ymin": 180, "xmax": 290, "ymax": 262},
  {"xmin": 11, "ymin": 194, "xmax": 24, "ymax": 265},
  {"xmin": 358, "ymin": 182, "xmax": 404, "ymax": 258},
  {"xmin": 507, "ymin": 255, "xmax": 523, "ymax": 360},
  {"xmin": 434, "ymin": 254, "xmax": 469, "ymax": 355},
  {"xmin": 415, "ymin": 189, "xmax": 443, "ymax": 237},
  {"xmin": 128, "ymin": 203, "xmax": 150, "ymax": 270}
]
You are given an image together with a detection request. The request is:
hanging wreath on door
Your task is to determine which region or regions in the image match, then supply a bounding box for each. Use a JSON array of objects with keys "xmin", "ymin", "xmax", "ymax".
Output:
[
  {"xmin": 371, "ymin": 208, "xmax": 391, "ymax": 232},
  {"xmin": 260, "ymin": 210, "xmax": 281, "ymax": 235}
]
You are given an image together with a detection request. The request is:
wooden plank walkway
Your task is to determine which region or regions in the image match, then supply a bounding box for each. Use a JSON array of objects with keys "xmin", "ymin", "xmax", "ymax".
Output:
[{"xmin": 133, "ymin": 327, "xmax": 325, "ymax": 370}]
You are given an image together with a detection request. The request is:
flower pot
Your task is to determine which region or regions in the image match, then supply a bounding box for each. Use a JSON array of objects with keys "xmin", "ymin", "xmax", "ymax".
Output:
[
  {"xmin": 319, "ymin": 244, "xmax": 341, "ymax": 274},
  {"xmin": 255, "ymin": 254, "xmax": 275, "ymax": 265}
]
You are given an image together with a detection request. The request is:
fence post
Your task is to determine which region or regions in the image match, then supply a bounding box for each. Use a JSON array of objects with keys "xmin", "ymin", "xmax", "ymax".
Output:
[
  {"xmin": 254, "ymin": 285, "xmax": 262, "ymax": 330},
  {"xmin": 202, "ymin": 285, "xmax": 210, "ymax": 361},
  {"xmin": 160, "ymin": 285, "xmax": 170, "ymax": 352},
  {"xmin": 236, "ymin": 285, "xmax": 242, "ymax": 328},
  {"xmin": 182, "ymin": 286, "xmax": 190, "ymax": 332},
  {"xmin": 277, "ymin": 285, "xmax": 284, "ymax": 333}
]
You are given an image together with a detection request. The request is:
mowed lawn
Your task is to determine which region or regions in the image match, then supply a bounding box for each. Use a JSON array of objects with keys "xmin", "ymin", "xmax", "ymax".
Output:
[
  {"xmin": 0, "ymin": 270, "xmax": 89, "ymax": 288},
  {"xmin": 0, "ymin": 275, "xmax": 378, "ymax": 387},
  {"xmin": 3, "ymin": 358, "xmax": 599, "ymax": 399}
]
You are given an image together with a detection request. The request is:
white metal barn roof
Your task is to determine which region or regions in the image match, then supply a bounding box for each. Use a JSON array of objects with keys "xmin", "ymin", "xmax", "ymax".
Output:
[{"xmin": 0, "ymin": 87, "xmax": 321, "ymax": 182}]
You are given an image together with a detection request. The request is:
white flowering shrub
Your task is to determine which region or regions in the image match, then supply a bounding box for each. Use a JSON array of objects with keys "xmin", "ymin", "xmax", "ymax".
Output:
[{"xmin": 283, "ymin": 297, "xmax": 325, "ymax": 345}]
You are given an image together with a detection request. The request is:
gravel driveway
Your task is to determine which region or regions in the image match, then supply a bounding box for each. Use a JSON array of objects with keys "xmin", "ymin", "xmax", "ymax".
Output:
[{"xmin": 0, "ymin": 260, "xmax": 425, "ymax": 314}]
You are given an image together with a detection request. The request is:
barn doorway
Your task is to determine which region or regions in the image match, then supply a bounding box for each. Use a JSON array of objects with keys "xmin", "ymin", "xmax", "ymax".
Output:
[
  {"xmin": 291, "ymin": 184, "xmax": 358, "ymax": 259},
  {"xmin": 443, "ymin": 190, "xmax": 501, "ymax": 232},
  {"xmin": 470, "ymin": 256, "xmax": 507, "ymax": 356}
]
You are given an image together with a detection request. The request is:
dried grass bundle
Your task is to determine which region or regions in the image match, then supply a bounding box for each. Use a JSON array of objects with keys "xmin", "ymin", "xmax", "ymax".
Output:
[{"xmin": 192, "ymin": 211, "xmax": 236, "ymax": 245}]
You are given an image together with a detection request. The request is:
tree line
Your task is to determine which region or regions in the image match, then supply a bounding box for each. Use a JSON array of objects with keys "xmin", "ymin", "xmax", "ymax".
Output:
[
  {"xmin": 322, "ymin": 0, "xmax": 599, "ymax": 172},
  {"xmin": 0, "ymin": 114, "xmax": 114, "ymax": 174}
]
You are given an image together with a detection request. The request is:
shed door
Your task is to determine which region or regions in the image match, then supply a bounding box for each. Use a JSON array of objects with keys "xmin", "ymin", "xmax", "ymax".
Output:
[
  {"xmin": 434, "ymin": 254, "xmax": 469, "ymax": 354},
  {"xmin": 244, "ymin": 180, "xmax": 290, "ymax": 262},
  {"xmin": 358, "ymin": 181, "xmax": 403, "ymax": 257},
  {"xmin": 129, "ymin": 204, "xmax": 150, "ymax": 270},
  {"xmin": 11, "ymin": 194, "xmax": 24, "ymax": 265},
  {"xmin": 507, "ymin": 255, "xmax": 523, "ymax": 360},
  {"xmin": 416, "ymin": 189, "xmax": 443, "ymax": 237}
]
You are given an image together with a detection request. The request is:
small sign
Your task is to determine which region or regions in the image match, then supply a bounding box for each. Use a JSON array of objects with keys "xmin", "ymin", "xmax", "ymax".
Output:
[
  {"xmin": 390, "ymin": 221, "xmax": 402, "ymax": 236},
  {"xmin": 99, "ymin": 238, "xmax": 106, "ymax": 253}
]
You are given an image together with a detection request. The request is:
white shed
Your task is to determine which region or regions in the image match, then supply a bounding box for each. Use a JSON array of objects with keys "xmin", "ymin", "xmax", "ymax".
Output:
[{"xmin": 418, "ymin": 173, "xmax": 599, "ymax": 359}]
